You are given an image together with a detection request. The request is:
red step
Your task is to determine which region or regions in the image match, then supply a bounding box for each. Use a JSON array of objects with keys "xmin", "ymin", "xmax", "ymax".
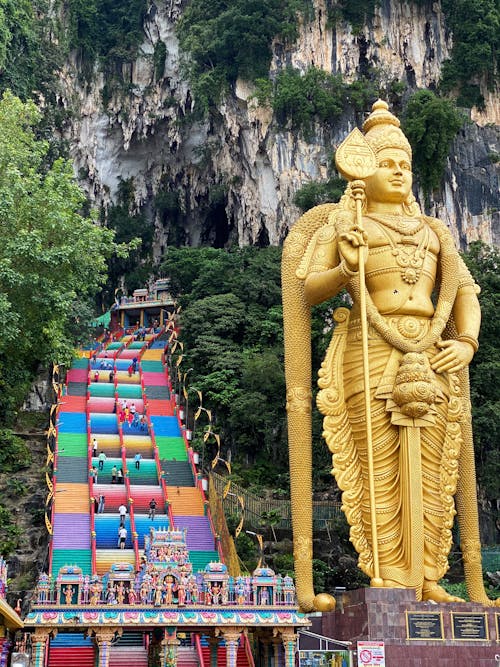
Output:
[
  {"xmin": 109, "ymin": 646, "xmax": 148, "ymax": 667},
  {"xmin": 200, "ymin": 645, "xmax": 250, "ymax": 666},
  {"xmin": 48, "ymin": 647, "xmax": 95, "ymax": 667}
]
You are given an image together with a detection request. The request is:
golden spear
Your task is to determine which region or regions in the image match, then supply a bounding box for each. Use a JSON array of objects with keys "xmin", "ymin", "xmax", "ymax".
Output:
[{"xmin": 335, "ymin": 128, "xmax": 383, "ymax": 585}]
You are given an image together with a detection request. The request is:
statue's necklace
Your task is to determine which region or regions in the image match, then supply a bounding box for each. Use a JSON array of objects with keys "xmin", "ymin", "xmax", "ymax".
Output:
[
  {"xmin": 366, "ymin": 213, "xmax": 424, "ymax": 236},
  {"xmin": 366, "ymin": 214, "xmax": 429, "ymax": 285}
]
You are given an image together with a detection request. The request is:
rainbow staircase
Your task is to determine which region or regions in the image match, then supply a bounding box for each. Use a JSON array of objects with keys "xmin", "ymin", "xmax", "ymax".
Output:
[{"xmin": 47, "ymin": 328, "xmax": 226, "ymax": 663}]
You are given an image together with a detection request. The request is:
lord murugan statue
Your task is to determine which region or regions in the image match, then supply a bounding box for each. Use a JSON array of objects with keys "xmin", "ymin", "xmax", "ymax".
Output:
[{"xmin": 282, "ymin": 100, "xmax": 498, "ymax": 612}]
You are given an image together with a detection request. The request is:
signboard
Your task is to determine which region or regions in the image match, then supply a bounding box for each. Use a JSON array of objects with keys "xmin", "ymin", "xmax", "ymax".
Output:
[
  {"xmin": 298, "ymin": 650, "xmax": 350, "ymax": 666},
  {"xmin": 451, "ymin": 612, "xmax": 488, "ymax": 640},
  {"xmin": 356, "ymin": 641, "xmax": 385, "ymax": 666},
  {"xmin": 406, "ymin": 611, "xmax": 444, "ymax": 640}
]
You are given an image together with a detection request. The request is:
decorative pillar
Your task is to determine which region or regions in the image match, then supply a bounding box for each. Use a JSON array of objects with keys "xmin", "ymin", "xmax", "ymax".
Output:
[
  {"xmin": 221, "ymin": 628, "xmax": 242, "ymax": 667},
  {"xmin": 31, "ymin": 629, "xmax": 51, "ymax": 667},
  {"xmin": 208, "ymin": 635, "xmax": 219, "ymax": 667},
  {"xmin": 259, "ymin": 637, "xmax": 271, "ymax": 667},
  {"xmin": 161, "ymin": 628, "xmax": 179, "ymax": 667},
  {"xmin": 279, "ymin": 629, "xmax": 297, "ymax": 667},
  {"xmin": 93, "ymin": 628, "xmax": 119, "ymax": 667},
  {"xmin": 271, "ymin": 636, "xmax": 282, "ymax": 666}
]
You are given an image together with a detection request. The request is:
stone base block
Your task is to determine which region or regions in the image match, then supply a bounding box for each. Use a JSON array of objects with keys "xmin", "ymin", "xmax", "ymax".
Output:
[{"xmin": 320, "ymin": 588, "xmax": 499, "ymax": 666}]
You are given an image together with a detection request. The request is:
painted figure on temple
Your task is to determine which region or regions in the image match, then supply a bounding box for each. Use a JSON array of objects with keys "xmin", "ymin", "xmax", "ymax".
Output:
[
  {"xmin": 128, "ymin": 586, "xmax": 137, "ymax": 605},
  {"xmin": 116, "ymin": 582, "xmax": 125, "ymax": 604},
  {"xmin": 283, "ymin": 99, "xmax": 498, "ymax": 612},
  {"xmin": 63, "ymin": 585, "xmax": 74, "ymax": 605},
  {"xmin": 89, "ymin": 581, "xmax": 100, "ymax": 605},
  {"xmin": 82, "ymin": 575, "xmax": 90, "ymax": 604},
  {"xmin": 164, "ymin": 576, "xmax": 175, "ymax": 605}
]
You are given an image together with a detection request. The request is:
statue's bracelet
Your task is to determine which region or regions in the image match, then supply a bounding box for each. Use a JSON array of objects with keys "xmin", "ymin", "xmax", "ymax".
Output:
[
  {"xmin": 456, "ymin": 334, "xmax": 479, "ymax": 352},
  {"xmin": 339, "ymin": 261, "xmax": 358, "ymax": 279}
]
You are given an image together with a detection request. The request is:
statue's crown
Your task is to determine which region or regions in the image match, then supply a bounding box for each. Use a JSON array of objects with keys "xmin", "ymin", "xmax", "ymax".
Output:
[{"xmin": 362, "ymin": 99, "xmax": 412, "ymax": 159}]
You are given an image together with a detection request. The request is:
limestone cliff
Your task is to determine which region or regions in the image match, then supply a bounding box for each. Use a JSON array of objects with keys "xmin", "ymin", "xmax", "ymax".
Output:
[{"xmin": 59, "ymin": 0, "xmax": 499, "ymax": 253}]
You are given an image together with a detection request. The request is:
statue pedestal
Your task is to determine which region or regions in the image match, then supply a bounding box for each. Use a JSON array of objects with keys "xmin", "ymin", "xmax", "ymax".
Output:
[{"xmin": 319, "ymin": 588, "xmax": 499, "ymax": 666}]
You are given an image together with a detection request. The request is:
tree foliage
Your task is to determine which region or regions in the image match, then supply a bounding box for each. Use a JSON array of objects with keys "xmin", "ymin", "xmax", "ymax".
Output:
[
  {"xmin": 440, "ymin": 0, "xmax": 499, "ymax": 109},
  {"xmin": 161, "ymin": 247, "xmax": 288, "ymax": 483},
  {"xmin": 67, "ymin": 0, "xmax": 148, "ymax": 75},
  {"xmin": 104, "ymin": 178, "xmax": 153, "ymax": 296},
  {"xmin": 462, "ymin": 242, "xmax": 500, "ymax": 500},
  {"xmin": 0, "ymin": 91, "xmax": 132, "ymax": 426},
  {"xmin": 0, "ymin": 0, "xmax": 62, "ymax": 101},
  {"xmin": 293, "ymin": 176, "xmax": 345, "ymax": 212},
  {"xmin": 273, "ymin": 67, "xmax": 378, "ymax": 135},
  {"xmin": 326, "ymin": 0, "xmax": 377, "ymax": 33},
  {"xmin": 176, "ymin": 0, "xmax": 312, "ymax": 110},
  {"xmin": 402, "ymin": 90, "xmax": 465, "ymax": 197}
]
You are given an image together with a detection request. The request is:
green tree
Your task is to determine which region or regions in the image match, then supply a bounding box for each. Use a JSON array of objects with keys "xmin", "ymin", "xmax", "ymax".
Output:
[
  {"xmin": 462, "ymin": 242, "xmax": 500, "ymax": 501},
  {"xmin": 176, "ymin": 0, "xmax": 309, "ymax": 110},
  {"xmin": 402, "ymin": 90, "xmax": 465, "ymax": 197},
  {"xmin": 440, "ymin": 0, "xmax": 499, "ymax": 109},
  {"xmin": 0, "ymin": 91, "xmax": 133, "ymax": 424}
]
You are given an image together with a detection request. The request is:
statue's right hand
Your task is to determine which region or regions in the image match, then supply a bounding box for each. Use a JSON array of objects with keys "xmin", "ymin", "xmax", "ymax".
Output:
[{"xmin": 338, "ymin": 224, "xmax": 368, "ymax": 272}]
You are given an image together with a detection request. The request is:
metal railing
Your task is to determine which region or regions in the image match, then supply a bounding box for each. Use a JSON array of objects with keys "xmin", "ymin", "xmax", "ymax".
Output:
[{"xmin": 211, "ymin": 472, "xmax": 342, "ymax": 532}]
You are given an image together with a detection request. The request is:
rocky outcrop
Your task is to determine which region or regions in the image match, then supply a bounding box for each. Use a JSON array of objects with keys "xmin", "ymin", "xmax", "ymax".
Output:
[{"xmin": 59, "ymin": 0, "xmax": 499, "ymax": 252}]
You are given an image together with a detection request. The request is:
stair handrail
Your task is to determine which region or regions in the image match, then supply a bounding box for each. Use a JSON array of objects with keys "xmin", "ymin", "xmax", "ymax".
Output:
[
  {"xmin": 140, "ymin": 344, "xmax": 174, "ymax": 529},
  {"xmin": 89, "ymin": 473, "xmax": 97, "ymax": 576},
  {"xmin": 243, "ymin": 632, "xmax": 256, "ymax": 667},
  {"xmin": 149, "ymin": 417, "xmax": 174, "ymax": 528},
  {"xmin": 120, "ymin": 423, "xmax": 140, "ymax": 570},
  {"xmin": 194, "ymin": 633, "xmax": 206, "ymax": 667}
]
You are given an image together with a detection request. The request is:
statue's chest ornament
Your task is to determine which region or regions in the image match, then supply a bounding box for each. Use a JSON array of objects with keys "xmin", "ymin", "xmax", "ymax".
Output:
[{"xmin": 367, "ymin": 215, "xmax": 429, "ymax": 285}]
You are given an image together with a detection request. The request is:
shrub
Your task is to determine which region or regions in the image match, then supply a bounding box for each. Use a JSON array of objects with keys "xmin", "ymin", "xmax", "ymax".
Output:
[{"xmin": 402, "ymin": 90, "xmax": 465, "ymax": 197}]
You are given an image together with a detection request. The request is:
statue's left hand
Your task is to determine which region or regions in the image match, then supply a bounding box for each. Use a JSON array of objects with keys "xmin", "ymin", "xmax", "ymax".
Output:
[{"xmin": 430, "ymin": 340, "xmax": 475, "ymax": 374}]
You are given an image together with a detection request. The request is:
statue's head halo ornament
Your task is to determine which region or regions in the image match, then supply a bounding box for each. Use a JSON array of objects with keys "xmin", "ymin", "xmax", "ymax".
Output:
[{"xmin": 362, "ymin": 99, "xmax": 412, "ymax": 160}]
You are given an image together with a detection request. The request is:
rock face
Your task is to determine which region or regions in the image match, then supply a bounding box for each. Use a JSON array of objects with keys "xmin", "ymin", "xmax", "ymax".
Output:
[{"xmin": 59, "ymin": 0, "xmax": 499, "ymax": 252}]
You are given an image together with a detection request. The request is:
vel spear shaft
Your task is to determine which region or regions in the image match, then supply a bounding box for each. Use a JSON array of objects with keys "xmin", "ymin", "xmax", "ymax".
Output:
[{"xmin": 335, "ymin": 128, "xmax": 383, "ymax": 585}]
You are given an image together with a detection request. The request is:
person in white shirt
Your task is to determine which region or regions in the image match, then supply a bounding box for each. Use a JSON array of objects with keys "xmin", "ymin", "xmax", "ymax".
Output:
[
  {"xmin": 118, "ymin": 504, "xmax": 127, "ymax": 527},
  {"xmin": 118, "ymin": 526, "xmax": 127, "ymax": 549}
]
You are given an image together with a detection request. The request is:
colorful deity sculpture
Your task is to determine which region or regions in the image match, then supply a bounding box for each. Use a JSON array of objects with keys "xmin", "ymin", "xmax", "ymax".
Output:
[{"xmin": 283, "ymin": 99, "xmax": 498, "ymax": 612}]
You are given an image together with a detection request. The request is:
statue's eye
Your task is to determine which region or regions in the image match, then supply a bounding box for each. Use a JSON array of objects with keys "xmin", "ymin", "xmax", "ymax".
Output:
[{"xmin": 379, "ymin": 161, "xmax": 390, "ymax": 168}]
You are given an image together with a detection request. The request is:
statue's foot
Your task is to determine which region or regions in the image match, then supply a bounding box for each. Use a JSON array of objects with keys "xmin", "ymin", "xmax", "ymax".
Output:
[{"xmin": 422, "ymin": 581, "xmax": 464, "ymax": 603}]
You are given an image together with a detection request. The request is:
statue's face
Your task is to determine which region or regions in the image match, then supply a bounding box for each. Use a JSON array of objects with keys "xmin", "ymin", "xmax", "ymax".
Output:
[{"xmin": 364, "ymin": 148, "xmax": 412, "ymax": 205}]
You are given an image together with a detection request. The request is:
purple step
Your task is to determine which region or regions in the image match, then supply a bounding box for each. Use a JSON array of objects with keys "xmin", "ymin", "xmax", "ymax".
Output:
[
  {"xmin": 173, "ymin": 515, "xmax": 215, "ymax": 550},
  {"xmin": 53, "ymin": 513, "xmax": 91, "ymax": 548}
]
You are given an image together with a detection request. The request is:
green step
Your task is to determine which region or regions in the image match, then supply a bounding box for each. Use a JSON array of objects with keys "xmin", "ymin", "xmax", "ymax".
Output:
[
  {"xmin": 89, "ymin": 383, "xmax": 115, "ymax": 397},
  {"xmin": 189, "ymin": 551, "xmax": 220, "ymax": 573},
  {"xmin": 58, "ymin": 433, "xmax": 88, "ymax": 457},
  {"xmin": 140, "ymin": 360, "xmax": 164, "ymax": 372},
  {"xmin": 70, "ymin": 358, "xmax": 89, "ymax": 369},
  {"xmin": 127, "ymin": 461, "xmax": 158, "ymax": 484},
  {"xmin": 128, "ymin": 342, "xmax": 144, "ymax": 349},
  {"xmin": 106, "ymin": 342, "xmax": 123, "ymax": 350},
  {"xmin": 116, "ymin": 384, "xmax": 143, "ymax": 398},
  {"xmin": 51, "ymin": 549, "xmax": 92, "ymax": 577},
  {"xmin": 155, "ymin": 436, "xmax": 188, "ymax": 461}
]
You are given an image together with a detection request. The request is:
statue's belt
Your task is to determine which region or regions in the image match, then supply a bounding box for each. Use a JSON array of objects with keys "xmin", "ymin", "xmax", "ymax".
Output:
[{"xmin": 347, "ymin": 314, "xmax": 432, "ymax": 344}]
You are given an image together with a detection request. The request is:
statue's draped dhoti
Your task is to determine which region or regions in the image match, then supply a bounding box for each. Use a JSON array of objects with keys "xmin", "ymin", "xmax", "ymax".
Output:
[{"xmin": 320, "ymin": 312, "xmax": 462, "ymax": 594}]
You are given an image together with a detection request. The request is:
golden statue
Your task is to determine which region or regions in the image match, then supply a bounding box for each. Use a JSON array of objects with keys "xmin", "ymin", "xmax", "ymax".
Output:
[{"xmin": 282, "ymin": 100, "xmax": 498, "ymax": 612}]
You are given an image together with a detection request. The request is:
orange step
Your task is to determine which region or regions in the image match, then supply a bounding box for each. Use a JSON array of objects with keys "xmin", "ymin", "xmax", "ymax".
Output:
[
  {"xmin": 166, "ymin": 487, "xmax": 204, "ymax": 515},
  {"xmin": 54, "ymin": 483, "xmax": 90, "ymax": 513}
]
